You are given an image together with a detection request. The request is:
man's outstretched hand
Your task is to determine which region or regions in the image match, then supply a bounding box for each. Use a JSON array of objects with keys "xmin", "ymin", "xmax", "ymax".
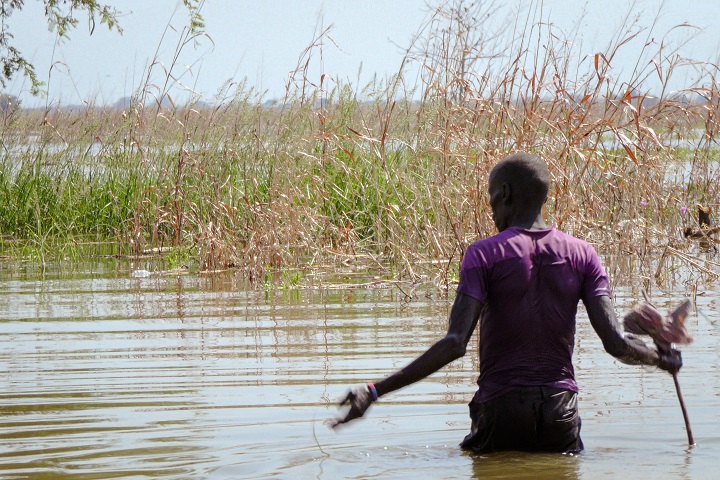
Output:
[{"xmin": 330, "ymin": 386, "xmax": 374, "ymax": 429}]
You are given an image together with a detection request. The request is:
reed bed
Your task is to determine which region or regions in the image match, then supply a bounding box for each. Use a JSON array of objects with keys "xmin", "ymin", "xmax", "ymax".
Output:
[{"xmin": 1, "ymin": 1, "xmax": 719, "ymax": 290}]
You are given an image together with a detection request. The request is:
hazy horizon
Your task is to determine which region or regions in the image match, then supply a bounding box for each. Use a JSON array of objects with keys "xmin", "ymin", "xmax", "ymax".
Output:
[{"xmin": 5, "ymin": 0, "xmax": 720, "ymax": 108}]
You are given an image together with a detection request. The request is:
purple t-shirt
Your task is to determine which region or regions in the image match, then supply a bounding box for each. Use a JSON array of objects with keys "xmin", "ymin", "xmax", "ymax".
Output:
[{"xmin": 457, "ymin": 227, "xmax": 611, "ymax": 404}]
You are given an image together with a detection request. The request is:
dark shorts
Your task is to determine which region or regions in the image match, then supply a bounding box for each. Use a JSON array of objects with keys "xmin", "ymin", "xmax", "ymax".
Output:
[{"xmin": 460, "ymin": 386, "xmax": 583, "ymax": 454}]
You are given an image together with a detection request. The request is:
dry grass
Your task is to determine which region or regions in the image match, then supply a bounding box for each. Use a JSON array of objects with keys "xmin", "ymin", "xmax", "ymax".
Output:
[{"xmin": 1, "ymin": 0, "xmax": 719, "ymax": 290}]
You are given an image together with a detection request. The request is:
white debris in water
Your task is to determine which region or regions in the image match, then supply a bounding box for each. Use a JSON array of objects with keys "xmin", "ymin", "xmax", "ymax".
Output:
[{"xmin": 131, "ymin": 269, "xmax": 152, "ymax": 278}]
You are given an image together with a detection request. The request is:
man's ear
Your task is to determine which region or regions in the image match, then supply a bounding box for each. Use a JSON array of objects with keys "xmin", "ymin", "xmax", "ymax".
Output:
[{"xmin": 501, "ymin": 182, "xmax": 511, "ymax": 203}]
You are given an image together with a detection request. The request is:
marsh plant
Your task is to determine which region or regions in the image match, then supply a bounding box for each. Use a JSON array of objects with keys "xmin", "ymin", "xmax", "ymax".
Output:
[{"xmin": 1, "ymin": 0, "xmax": 718, "ymax": 289}]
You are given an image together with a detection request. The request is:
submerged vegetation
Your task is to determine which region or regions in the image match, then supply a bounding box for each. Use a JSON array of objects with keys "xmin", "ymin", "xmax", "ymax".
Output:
[{"xmin": 1, "ymin": 1, "xmax": 719, "ymax": 289}]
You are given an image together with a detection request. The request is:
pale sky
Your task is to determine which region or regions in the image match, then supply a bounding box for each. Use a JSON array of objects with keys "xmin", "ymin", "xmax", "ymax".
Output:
[{"xmin": 6, "ymin": 1, "xmax": 720, "ymax": 107}]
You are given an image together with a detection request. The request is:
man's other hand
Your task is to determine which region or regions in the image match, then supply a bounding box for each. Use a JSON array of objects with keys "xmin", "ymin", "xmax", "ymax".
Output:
[
  {"xmin": 658, "ymin": 347, "xmax": 683, "ymax": 375},
  {"xmin": 330, "ymin": 386, "xmax": 374, "ymax": 429}
]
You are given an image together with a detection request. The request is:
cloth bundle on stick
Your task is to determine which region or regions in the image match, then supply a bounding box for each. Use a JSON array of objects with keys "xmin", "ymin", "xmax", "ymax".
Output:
[
  {"xmin": 623, "ymin": 299, "xmax": 693, "ymax": 346},
  {"xmin": 623, "ymin": 297, "xmax": 695, "ymax": 446}
]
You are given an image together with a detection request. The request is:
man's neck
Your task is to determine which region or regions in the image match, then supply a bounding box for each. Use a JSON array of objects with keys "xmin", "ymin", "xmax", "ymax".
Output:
[{"xmin": 507, "ymin": 212, "xmax": 547, "ymax": 231}]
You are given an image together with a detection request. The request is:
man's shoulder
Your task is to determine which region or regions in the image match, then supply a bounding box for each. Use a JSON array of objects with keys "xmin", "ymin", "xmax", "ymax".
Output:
[
  {"xmin": 466, "ymin": 227, "xmax": 598, "ymax": 253},
  {"xmin": 550, "ymin": 229, "xmax": 597, "ymax": 251},
  {"xmin": 549, "ymin": 228, "xmax": 584, "ymax": 242},
  {"xmin": 466, "ymin": 229, "xmax": 515, "ymax": 252}
]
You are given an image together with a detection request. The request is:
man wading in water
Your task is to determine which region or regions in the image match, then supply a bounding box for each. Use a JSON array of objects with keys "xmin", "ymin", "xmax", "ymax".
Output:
[{"xmin": 331, "ymin": 152, "xmax": 682, "ymax": 453}]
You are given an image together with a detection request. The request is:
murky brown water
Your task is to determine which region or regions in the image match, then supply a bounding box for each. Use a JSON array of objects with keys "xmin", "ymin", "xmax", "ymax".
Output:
[{"xmin": 1, "ymin": 259, "xmax": 718, "ymax": 479}]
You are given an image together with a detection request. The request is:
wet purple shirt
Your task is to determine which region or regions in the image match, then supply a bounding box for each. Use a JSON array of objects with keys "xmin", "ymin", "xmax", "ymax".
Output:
[{"xmin": 457, "ymin": 227, "xmax": 611, "ymax": 404}]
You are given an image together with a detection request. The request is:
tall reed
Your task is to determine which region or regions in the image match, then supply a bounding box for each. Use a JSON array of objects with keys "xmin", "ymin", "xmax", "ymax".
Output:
[{"xmin": 1, "ymin": 0, "xmax": 718, "ymax": 289}]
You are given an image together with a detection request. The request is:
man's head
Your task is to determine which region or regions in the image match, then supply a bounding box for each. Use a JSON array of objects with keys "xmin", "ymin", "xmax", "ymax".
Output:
[{"xmin": 488, "ymin": 152, "xmax": 550, "ymax": 231}]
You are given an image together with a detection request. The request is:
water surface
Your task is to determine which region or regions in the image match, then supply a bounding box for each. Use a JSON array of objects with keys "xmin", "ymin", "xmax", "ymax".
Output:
[{"xmin": 1, "ymin": 259, "xmax": 718, "ymax": 479}]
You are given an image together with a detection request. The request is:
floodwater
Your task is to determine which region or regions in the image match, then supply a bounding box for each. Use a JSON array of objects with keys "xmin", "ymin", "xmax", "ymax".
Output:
[{"xmin": 1, "ymin": 259, "xmax": 718, "ymax": 479}]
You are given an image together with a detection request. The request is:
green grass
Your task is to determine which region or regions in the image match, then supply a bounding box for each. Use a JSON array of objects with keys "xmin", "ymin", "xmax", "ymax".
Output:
[{"xmin": 1, "ymin": 1, "xmax": 719, "ymax": 287}]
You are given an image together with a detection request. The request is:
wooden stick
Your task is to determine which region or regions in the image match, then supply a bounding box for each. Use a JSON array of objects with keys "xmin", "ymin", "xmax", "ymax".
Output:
[
  {"xmin": 628, "ymin": 297, "xmax": 695, "ymax": 446},
  {"xmin": 655, "ymin": 336, "xmax": 695, "ymax": 446},
  {"xmin": 672, "ymin": 372, "xmax": 695, "ymax": 446}
]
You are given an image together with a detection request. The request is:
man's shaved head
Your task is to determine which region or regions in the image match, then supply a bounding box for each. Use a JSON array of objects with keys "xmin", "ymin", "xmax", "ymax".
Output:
[{"xmin": 489, "ymin": 152, "xmax": 550, "ymax": 209}]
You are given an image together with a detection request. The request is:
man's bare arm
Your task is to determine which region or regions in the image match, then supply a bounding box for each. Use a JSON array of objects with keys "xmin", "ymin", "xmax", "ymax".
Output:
[
  {"xmin": 584, "ymin": 295, "xmax": 681, "ymax": 372},
  {"xmin": 373, "ymin": 292, "xmax": 483, "ymax": 397},
  {"xmin": 331, "ymin": 292, "xmax": 483, "ymax": 428}
]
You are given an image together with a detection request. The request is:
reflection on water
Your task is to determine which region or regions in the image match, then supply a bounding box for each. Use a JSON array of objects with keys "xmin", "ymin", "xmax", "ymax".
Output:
[{"xmin": 0, "ymin": 259, "xmax": 718, "ymax": 479}]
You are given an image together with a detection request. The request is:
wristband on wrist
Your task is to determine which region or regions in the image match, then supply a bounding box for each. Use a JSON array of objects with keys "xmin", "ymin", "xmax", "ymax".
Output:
[{"xmin": 367, "ymin": 382, "xmax": 379, "ymax": 401}]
